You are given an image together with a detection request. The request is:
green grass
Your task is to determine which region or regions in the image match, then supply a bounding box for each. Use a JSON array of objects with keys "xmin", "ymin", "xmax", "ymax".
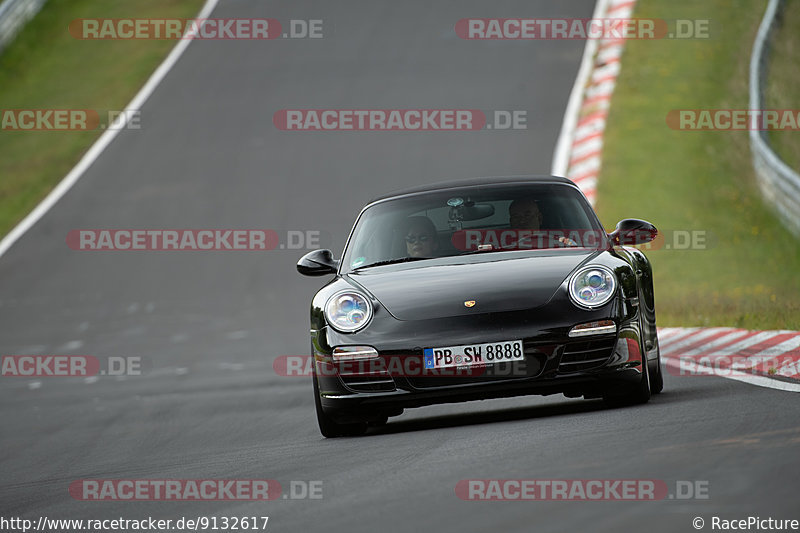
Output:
[
  {"xmin": 765, "ymin": 0, "xmax": 800, "ymax": 171},
  {"xmin": 598, "ymin": 0, "xmax": 800, "ymax": 329},
  {"xmin": 0, "ymin": 0, "xmax": 204, "ymax": 237}
]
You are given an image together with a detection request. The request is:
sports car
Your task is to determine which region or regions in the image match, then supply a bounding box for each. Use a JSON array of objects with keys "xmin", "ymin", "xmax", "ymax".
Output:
[{"xmin": 297, "ymin": 176, "xmax": 662, "ymax": 437}]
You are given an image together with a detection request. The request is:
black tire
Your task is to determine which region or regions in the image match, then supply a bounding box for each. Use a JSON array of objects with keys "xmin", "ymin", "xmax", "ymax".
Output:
[
  {"xmin": 604, "ymin": 314, "xmax": 652, "ymax": 407},
  {"xmin": 648, "ymin": 339, "xmax": 664, "ymax": 394},
  {"xmin": 643, "ymin": 283, "xmax": 663, "ymax": 394},
  {"xmin": 604, "ymin": 355, "xmax": 651, "ymax": 407},
  {"xmin": 312, "ymin": 374, "xmax": 367, "ymax": 438}
]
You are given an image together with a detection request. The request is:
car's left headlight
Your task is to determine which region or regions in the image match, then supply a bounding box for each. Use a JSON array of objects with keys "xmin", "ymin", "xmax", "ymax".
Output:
[
  {"xmin": 325, "ymin": 290, "xmax": 373, "ymax": 333},
  {"xmin": 568, "ymin": 266, "xmax": 617, "ymax": 309}
]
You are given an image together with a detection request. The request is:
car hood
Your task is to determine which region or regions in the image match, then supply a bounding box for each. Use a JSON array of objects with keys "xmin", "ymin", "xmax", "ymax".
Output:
[{"xmin": 346, "ymin": 250, "xmax": 601, "ymax": 321}]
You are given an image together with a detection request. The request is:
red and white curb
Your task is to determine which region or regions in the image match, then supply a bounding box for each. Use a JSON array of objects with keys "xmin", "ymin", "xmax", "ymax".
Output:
[
  {"xmin": 658, "ymin": 327, "xmax": 800, "ymax": 392},
  {"xmin": 552, "ymin": 0, "xmax": 637, "ymax": 205},
  {"xmin": 551, "ymin": 3, "xmax": 800, "ymax": 393}
]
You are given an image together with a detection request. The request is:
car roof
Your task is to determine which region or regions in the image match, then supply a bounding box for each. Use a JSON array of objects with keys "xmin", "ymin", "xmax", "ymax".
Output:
[{"xmin": 369, "ymin": 175, "xmax": 577, "ymax": 203}]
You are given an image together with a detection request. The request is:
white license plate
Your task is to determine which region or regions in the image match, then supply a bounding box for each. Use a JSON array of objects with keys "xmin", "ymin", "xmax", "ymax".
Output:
[{"xmin": 423, "ymin": 340, "xmax": 524, "ymax": 369}]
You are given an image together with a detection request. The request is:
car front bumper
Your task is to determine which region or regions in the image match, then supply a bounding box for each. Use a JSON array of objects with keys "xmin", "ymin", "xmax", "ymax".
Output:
[{"xmin": 312, "ymin": 296, "xmax": 646, "ymax": 423}]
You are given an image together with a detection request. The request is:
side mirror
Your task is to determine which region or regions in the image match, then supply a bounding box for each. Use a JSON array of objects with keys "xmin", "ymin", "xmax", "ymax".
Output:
[
  {"xmin": 297, "ymin": 249, "xmax": 339, "ymax": 276},
  {"xmin": 608, "ymin": 219, "xmax": 657, "ymax": 246}
]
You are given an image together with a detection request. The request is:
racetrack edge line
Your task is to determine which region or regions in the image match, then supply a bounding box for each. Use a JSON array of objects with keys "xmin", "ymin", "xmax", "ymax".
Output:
[{"xmin": 551, "ymin": 0, "xmax": 608, "ymax": 178}]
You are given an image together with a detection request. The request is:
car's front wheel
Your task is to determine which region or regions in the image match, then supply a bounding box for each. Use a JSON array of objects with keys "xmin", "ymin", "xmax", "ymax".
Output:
[
  {"xmin": 603, "ymin": 326, "xmax": 652, "ymax": 407},
  {"xmin": 603, "ymin": 358, "xmax": 651, "ymax": 407},
  {"xmin": 648, "ymin": 339, "xmax": 664, "ymax": 394},
  {"xmin": 312, "ymin": 374, "xmax": 367, "ymax": 438}
]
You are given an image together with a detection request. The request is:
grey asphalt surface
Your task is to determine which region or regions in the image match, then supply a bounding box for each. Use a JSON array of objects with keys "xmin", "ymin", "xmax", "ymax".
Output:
[{"xmin": 1, "ymin": 1, "xmax": 799, "ymax": 532}]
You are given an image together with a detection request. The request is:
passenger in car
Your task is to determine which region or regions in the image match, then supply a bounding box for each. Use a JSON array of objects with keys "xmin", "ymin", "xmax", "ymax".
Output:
[{"xmin": 403, "ymin": 216, "xmax": 439, "ymax": 258}]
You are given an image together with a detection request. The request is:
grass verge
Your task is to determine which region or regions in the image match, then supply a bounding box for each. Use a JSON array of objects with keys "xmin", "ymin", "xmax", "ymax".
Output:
[
  {"xmin": 0, "ymin": 0, "xmax": 204, "ymax": 238},
  {"xmin": 598, "ymin": 0, "xmax": 800, "ymax": 329}
]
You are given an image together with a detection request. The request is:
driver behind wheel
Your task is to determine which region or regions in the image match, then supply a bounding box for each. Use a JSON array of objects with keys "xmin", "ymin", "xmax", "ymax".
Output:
[{"xmin": 508, "ymin": 197, "xmax": 577, "ymax": 247}]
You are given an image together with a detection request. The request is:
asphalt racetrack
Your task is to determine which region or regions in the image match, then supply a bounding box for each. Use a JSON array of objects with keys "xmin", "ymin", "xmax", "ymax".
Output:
[{"xmin": 1, "ymin": 1, "xmax": 798, "ymax": 532}]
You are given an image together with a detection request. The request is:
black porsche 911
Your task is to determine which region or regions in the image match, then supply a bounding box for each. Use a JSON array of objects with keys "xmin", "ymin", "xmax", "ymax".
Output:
[{"xmin": 297, "ymin": 176, "xmax": 662, "ymax": 437}]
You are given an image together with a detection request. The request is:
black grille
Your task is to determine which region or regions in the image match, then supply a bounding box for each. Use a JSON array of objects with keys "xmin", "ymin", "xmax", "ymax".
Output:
[{"xmin": 558, "ymin": 337, "xmax": 616, "ymax": 372}]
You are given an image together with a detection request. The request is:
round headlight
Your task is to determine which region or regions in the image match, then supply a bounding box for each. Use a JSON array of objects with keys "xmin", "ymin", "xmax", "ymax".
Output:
[
  {"xmin": 569, "ymin": 266, "xmax": 617, "ymax": 309},
  {"xmin": 324, "ymin": 291, "xmax": 373, "ymax": 333}
]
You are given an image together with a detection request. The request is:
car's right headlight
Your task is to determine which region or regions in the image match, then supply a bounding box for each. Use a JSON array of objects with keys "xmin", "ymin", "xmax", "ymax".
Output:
[
  {"xmin": 324, "ymin": 290, "xmax": 373, "ymax": 333},
  {"xmin": 568, "ymin": 266, "xmax": 617, "ymax": 309}
]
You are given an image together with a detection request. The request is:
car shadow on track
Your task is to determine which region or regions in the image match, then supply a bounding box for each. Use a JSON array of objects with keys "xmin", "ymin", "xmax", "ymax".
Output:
[
  {"xmin": 365, "ymin": 397, "xmax": 617, "ymax": 436},
  {"xmin": 348, "ymin": 373, "xmax": 741, "ymax": 437}
]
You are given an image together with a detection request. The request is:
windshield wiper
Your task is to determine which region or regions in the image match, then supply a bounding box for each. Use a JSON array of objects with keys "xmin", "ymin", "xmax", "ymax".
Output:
[{"xmin": 352, "ymin": 256, "xmax": 429, "ymax": 270}]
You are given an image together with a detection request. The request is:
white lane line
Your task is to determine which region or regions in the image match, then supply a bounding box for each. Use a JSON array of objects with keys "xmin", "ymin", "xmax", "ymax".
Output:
[{"xmin": 0, "ymin": 0, "xmax": 221, "ymax": 260}]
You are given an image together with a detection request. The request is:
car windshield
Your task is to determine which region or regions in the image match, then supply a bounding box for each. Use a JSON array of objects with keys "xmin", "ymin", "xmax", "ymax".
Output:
[{"xmin": 341, "ymin": 182, "xmax": 605, "ymax": 273}]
